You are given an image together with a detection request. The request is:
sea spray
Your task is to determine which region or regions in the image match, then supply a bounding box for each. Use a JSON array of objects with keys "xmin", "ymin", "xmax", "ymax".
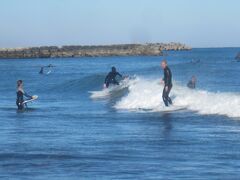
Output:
[
  {"xmin": 89, "ymin": 76, "xmax": 138, "ymax": 99},
  {"xmin": 115, "ymin": 77, "xmax": 240, "ymax": 118}
]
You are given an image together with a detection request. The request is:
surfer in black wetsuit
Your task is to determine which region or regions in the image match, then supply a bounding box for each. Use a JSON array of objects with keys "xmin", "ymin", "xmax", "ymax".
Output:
[
  {"xmin": 39, "ymin": 67, "xmax": 44, "ymax": 74},
  {"xmin": 104, "ymin": 67, "xmax": 123, "ymax": 88},
  {"xmin": 161, "ymin": 60, "xmax": 173, "ymax": 107},
  {"xmin": 16, "ymin": 80, "xmax": 33, "ymax": 110},
  {"xmin": 187, "ymin": 76, "xmax": 196, "ymax": 89}
]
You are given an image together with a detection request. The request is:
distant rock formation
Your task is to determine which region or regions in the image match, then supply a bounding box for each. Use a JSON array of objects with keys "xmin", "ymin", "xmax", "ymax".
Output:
[{"xmin": 0, "ymin": 43, "xmax": 191, "ymax": 59}]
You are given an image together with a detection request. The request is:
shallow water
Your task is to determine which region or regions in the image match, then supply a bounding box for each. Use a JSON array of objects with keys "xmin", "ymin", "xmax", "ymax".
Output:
[{"xmin": 1, "ymin": 48, "xmax": 240, "ymax": 179}]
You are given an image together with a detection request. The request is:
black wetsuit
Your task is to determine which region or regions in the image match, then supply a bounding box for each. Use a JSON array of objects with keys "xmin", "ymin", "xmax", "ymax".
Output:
[
  {"xmin": 187, "ymin": 81, "xmax": 195, "ymax": 89},
  {"xmin": 162, "ymin": 66, "xmax": 173, "ymax": 106},
  {"xmin": 16, "ymin": 90, "xmax": 32, "ymax": 110},
  {"xmin": 39, "ymin": 67, "xmax": 44, "ymax": 74},
  {"xmin": 105, "ymin": 71, "xmax": 122, "ymax": 88}
]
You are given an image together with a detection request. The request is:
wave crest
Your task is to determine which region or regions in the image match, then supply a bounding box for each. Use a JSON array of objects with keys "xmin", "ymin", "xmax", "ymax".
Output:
[{"xmin": 115, "ymin": 77, "xmax": 240, "ymax": 118}]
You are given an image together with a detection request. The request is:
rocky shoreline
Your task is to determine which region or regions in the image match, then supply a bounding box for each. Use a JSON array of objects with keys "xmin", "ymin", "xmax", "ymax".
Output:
[{"xmin": 0, "ymin": 43, "xmax": 191, "ymax": 59}]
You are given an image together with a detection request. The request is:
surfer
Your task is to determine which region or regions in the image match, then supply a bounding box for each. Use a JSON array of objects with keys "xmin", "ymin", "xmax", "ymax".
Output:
[
  {"xmin": 104, "ymin": 66, "xmax": 123, "ymax": 88},
  {"xmin": 39, "ymin": 64, "xmax": 54, "ymax": 74},
  {"xmin": 191, "ymin": 59, "xmax": 200, "ymax": 64},
  {"xmin": 47, "ymin": 64, "xmax": 53, "ymax": 67},
  {"xmin": 39, "ymin": 67, "xmax": 44, "ymax": 74},
  {"xmin": 187, "ymin": 76, "xmax": 196, "ymax": 89},
  {"xmin": 16, "ymin": 80, "xmax": 33, "ymax": 110},
  {"xmin": 161, "ymin": 60, "xmax": 173, "ymax": 107}
]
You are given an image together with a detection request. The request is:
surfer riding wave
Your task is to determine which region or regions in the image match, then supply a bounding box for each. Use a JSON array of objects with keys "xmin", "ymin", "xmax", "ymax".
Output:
[
  {"xmin": 161, "ymin": 60, "xmax": 173, "ymax": 107},
  {"xmin": 104, "ymin": 66, "xmax": 123, "ymax": 88}
]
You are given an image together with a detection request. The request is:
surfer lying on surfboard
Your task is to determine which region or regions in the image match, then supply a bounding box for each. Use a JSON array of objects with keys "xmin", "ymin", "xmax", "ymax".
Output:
[
  {"xmin": 39, "ymin": 64, "xmax": 55, "ymax": 74},
  {"xmin": 104, "ymin": 66, "xmax": 123, "ymax": 88},
  {"xmin": 16, "ymin": 80, "xmax": 34, "ymax": 110}
]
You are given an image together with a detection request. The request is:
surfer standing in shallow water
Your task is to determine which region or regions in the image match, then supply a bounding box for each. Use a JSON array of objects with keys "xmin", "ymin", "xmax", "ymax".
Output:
[
  {"xmin": 16, "ymin": 80, "xmax": 33, "ymax": 110},
  {"xmin": 104, "ymin": 66, "xmax": 123, "ymax": 88},
  {"xmin": 161, "ymin": 60, "xmax": 173, "ymax": 107}
]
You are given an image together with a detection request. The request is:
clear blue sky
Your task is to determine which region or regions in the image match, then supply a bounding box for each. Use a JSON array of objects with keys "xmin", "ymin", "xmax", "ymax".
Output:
[{"xmin": 1, "ymin": 0, "xmax": 240, "ymax": 48}]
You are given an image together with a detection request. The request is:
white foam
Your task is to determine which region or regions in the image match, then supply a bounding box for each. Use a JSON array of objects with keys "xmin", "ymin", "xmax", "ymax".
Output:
[
  {"xmin": 89, "ymin": 77, "xmax": 136, "ymax": 99},
  {"xmin": 115, "ymin": 77, "xmax": 240, "ymax": 118}
]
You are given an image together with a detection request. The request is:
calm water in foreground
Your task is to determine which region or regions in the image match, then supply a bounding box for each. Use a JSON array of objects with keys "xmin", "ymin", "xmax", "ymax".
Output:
[{"xmin": 1, "ymin": 48, "xmax": 240, "ymax": 179}]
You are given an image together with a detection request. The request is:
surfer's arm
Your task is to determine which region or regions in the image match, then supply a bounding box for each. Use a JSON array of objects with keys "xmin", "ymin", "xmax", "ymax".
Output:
[
  {"xmin": 160, "ymin": 78, "xmax": 164, "ymax": 84},
  {"xmin": 104, "ymin": 73, "xmax": 110, "ymax": 84},
  {"xmin": 117, "ymin": 72, "xmax": 123, "ymax": 78},
  {"xmin": 23, "ymin": 92, "xmax": 32, "ymax": 99}
]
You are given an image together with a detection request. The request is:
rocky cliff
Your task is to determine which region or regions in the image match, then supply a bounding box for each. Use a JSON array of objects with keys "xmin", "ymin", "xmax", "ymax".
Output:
[{"xmin": 0, "ymin": 43, "xmax": 191, "ymax": 59}]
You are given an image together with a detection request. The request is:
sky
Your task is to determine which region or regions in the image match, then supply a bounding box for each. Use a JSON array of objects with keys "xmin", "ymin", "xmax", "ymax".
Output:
[{"xmin": 0, "ymin": 0, "xmax": 240, "ymax": 48}]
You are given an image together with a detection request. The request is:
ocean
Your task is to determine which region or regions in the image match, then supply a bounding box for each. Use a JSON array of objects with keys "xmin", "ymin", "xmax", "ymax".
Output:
[{"xmin": 1, "ymin": 48, "xmax": 240, "ymax": 179}]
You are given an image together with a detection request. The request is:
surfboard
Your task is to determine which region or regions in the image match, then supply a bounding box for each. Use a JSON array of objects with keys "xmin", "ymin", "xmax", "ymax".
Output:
[
  {"xmin": 139, "ymin": 105, "xmax": 187, "ymax": 113},
  {"xmin": 155, "ymin": 105, "xmax": 187, "ymax": 112},
  {"xmin": 22, "ymin": 95, "xmax": 38, "ymax": 105},
  {"xmin": 89, "ymin": 89, "xmax": 110, "ymax": 98},
  {"xmin": 46, "ymin": 70, "xmax": 52, "ymax": 75},
  {"xmin": 89, "ymin": 82, "xmax": 129, "ymax": 99}
]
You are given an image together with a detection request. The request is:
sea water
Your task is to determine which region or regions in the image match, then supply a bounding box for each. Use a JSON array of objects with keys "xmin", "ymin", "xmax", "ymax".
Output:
[{"xmin": 1, "ymin": 48, "xmax": 240, "ymax": 179}]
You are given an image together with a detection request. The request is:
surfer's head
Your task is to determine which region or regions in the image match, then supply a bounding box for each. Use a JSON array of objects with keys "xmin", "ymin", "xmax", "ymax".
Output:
[
  {"xmin": 17, "ymin": 80, "xmax": 23, "ymax": 87},
  {"xmin": 161, "ymin": 60, "xmax": 167, "ymax": 69},
  {"xmin": 112, "ymin": 66, "xmax": 116, "ymax": 72}
]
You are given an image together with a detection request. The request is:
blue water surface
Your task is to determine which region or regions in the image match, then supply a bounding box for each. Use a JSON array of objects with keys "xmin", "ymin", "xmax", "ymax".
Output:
[{"xmin": 0, "ymin": 48, "xmax": 240, "ymax": 179}]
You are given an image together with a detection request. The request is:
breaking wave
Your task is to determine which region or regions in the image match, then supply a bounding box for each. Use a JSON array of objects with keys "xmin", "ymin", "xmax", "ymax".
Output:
[{"xmin": 115, "ymin": 77, "xmax": 240, "ymax": 118}]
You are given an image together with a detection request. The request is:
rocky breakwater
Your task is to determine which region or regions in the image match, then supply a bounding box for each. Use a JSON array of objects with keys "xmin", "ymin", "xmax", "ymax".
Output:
[{"xmin": 0, "ymin": 43, "xmax": 191, "ymax": 59}]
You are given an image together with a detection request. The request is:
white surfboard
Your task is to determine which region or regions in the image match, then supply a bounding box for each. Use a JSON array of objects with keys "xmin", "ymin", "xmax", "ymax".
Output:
[
  {"xmin": 89, "ymin": 82, "xmax": 129, "ymax": 99},
  {"xmin": 155, "ymin": 105, "xmax": 187, "ymax": 112},
  {"xmin": 140, "ymin": 105, "xmax": 187, "ymax": 113},
  {"xmin": 89, "ymin": 89, "xmax": 110, "ymax": 99},
  {"xmin": 22, "ymin": 95, "xmax": 38, "ymax": 105},
  {"xmin": 46, "ymin": 70, "xmax": 52, "ymax": 75}
]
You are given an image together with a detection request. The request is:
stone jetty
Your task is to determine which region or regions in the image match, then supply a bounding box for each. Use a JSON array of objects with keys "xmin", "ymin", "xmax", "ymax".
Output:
[{"xmin": 0, "ymin": 43, "xmax": 191, "ymax": 59}]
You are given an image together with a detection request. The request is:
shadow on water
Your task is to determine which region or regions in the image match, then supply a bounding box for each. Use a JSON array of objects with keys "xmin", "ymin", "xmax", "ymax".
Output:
[
  {"xmin": 1, "ymin": 107, "xmax": 38, "ymax": 114},
  {"xmin": 161, "ymin": 113, "xmax": 173, "ymax": 137},
  {"xmin": 16, "ymin": 108, "xmax": 38, "ymax": 113},
  {"xmin": 125, "ymin": 111, "xmax": 175, "ymax": 140}
]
